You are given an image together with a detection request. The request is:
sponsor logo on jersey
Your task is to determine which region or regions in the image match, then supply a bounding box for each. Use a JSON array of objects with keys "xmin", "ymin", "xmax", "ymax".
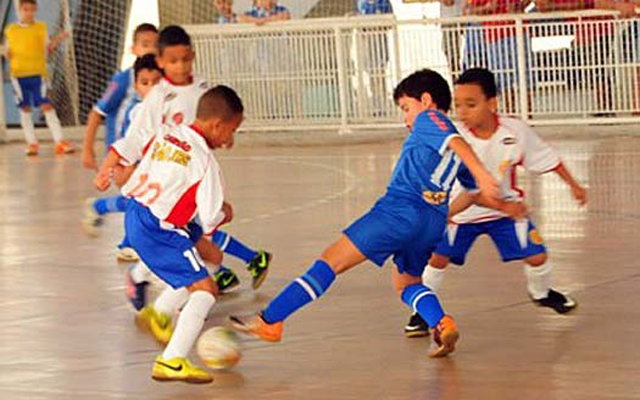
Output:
[
  {"xmin": 164, "ymin": 134, "xmax": 192, "ymax": 152},
  {"xmin": 165, "ymin": 92, "xmax": 177, "ymax": 102},
  {"xmin": 529, "ymin": 229, "xmax": 544, "ymax": 245},
  {"xmin": 423, "ymin": 190, "xmax": 448, "ymax": 205},
  {"xmin": 151, "ymin": 140, "xmax": 192, "ymax": 167}
]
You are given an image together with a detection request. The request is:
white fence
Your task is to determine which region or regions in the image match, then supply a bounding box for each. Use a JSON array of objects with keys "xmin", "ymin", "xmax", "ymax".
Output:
[{"xmin": 187, "ymin": 10, "xmax": 640, "ymax": 132}]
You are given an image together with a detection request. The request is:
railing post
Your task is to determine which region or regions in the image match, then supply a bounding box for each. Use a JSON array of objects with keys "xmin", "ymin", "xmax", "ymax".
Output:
[
  {"xmin": 515, "ymin": 17, "xmax": 529, "ymax": 121},
  {"xmin": 334, "ymin": 26, "xmax": 351, "ymax": 135}
]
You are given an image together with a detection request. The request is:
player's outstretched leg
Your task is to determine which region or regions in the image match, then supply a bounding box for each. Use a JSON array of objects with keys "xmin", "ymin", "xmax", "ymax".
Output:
[
  {"xmin": 81, "ymin": 195, "xmax": 129, "ymax": 237},
  {"xmin": 230, "ymin": 235, "xmax": 363, "ymax": 342},
  {"xmin": 137, "ymin": 286, "xmax": 189, "ymax": 345},
  {"xmin": 212, "ymin": 231, "xmax": 271, "ymax": 289},
  {"xmin": 524, "ymin": 254, "xmax": 577, "ymax": 314},
  {"xmin": 152, "ymin": 277, "xmax": 217, "ymax": 384},
  {"xmin": 126, "ymin": 261, "xmax": 152, "ymax": 311},
  {"xmin": 211, "ymin": 265, "xmax": 240, "ymax": 293},
  {"xmin": 395, "ymin": 269, "xmax": 458, "ymax": 358},
  {"xmin": 405, "ymin": 257, "xmax": 448, "ymax": 338}
]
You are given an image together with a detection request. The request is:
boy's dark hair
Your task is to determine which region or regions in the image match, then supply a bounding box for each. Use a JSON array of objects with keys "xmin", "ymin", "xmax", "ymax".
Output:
[
  {"xmin": 158, "ymin": 25, "xmax": 191, "ymax": 54},
  {"xmin": 133, "ymin": 23, "xmax": 158, "ymax": 41},
  {"xmin": 455, "ymin": 68, "xmax": 498, "ymax": 99},
  {"xmin": 197, "ymin": 85, "xmax": 244, "ymax": 121},
  {"xmin": 19, "ymin": 0, "xmax": 37, "ymax": 6},
  {"xmin": 393, "ymin": 69, "xmax": 452, "ymax": 112},
  {"xmin": 133, "ymin": 54, "xmax": 161, "ymax": 80}
]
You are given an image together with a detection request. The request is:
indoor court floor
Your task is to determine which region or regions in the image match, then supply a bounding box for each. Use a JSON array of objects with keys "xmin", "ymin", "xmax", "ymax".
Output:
[{"xmin": 0, "ymin": 132, "xmax": 639, "ymax": 399}]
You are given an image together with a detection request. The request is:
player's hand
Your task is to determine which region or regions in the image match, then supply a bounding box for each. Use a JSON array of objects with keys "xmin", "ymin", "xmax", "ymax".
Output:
[
  {"xmin": 571, "ymin": 185, "xmax": 587, "ymax": 206},
  {"xmin": 478, "ymin": 173, "xmax": 500, "ymax": 201},
  {"xmin": 222, "ymin": 202, "xmax": 234, "ymax": 223},
  {"xmin": 94, "ymin": 168, "xmax": 112, "ymax": 192},
  {"xmin": 82, "ymin": 148, "xmax": 98, "ymax": 171},
  {"xmin": 501, "ymin": 202, "xmax": 529, "ymax": 220}
]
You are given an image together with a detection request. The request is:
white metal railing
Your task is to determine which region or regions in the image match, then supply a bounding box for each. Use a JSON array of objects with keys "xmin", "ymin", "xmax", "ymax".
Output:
[{"xmin": 187, "ymin": 10, "xmax": 640, "ymax": 131}]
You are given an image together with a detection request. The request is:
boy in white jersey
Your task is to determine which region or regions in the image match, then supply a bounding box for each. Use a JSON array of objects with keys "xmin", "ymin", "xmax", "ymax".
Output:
[
  {"xmin": 405, "ymin": 68, "xmax": 587, "ymax": 337},
  {"xmin": 99, "ymin": 26, "xmax": 270, "ymax": 307},
  {"xmin": 96, "ymin": 86, "xmax": 244, "ymax": 384}
]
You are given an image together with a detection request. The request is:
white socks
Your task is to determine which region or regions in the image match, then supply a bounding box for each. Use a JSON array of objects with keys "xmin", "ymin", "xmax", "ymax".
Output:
[
  {"xmin": 524, "ymin": 262, "xmax": 553, "ymax": 300},
  {"xmin": 129, "ymin": 261, "xmax": 152, "ymax": 284},
  {"xmin": 154, "ymin": 286, "xmax": 189, "ymax": 315},
  {"xmin": 422, "ymin": 265, "xmax": 446, "ymax": 293},
  {"xmin": 20, "ymin": 111, "xmax": 37, "ymax": 144},
  {"xmin": 43, "ymin": 109, "xmax": 64, "ymax": 143},
  {"xmin": 162, "ymin": 291, "xmax": 216, "ymax": 360}
]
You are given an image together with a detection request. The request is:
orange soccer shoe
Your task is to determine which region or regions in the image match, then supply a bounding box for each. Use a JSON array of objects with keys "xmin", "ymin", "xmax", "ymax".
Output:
[
  {"xmin": 229, "ymin": 314, "xmax": 283, "ymax": 343},
  {"xmin": 428, "ymin": 315, "xmax": 459, "ymax": 358},
  {"xmin": 25, "ymin": 143, "xmax": 39, "ymax": 156},
  {"xmin": 55, "ymin": 140, "xmax": 75, "ymax": 154}
]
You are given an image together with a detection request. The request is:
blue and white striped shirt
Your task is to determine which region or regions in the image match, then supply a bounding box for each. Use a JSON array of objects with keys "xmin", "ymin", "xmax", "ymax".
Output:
[{"xmin": 357, "ymin": 0, "xmax": 393, "ymax": 15}]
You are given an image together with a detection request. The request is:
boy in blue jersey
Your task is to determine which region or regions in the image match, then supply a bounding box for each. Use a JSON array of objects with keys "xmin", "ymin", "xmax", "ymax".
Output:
[
  {"xmin": 81, "ymin": 23, "xmax": 158, "ymax": 259},
  {"xmin": 405, "ymin": 68, "xmax": 584, "ymax": 337},
  {"xmin": 82, "ymin": 23, "xmax": 159, "ymax": 170},
  {"xmin": 231, "ymin": 69, "xmax": 500, "ymax": 358}
]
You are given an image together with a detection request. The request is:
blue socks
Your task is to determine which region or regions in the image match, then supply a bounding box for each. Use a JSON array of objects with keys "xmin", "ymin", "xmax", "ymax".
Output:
[
  {"xmin": 261, "ymin": 260, "xmax": 336, "ymax": 324},
  {"xmin": 401, "ymin": 284, "xmax": 445, "ymax": 328},
  {"xmin": 93, "ymin": 195, "xmax": 129, "ymax": 215},
  {"xmin": 212, "ymin": 231, "xmax": 258, "ymax": 264}
]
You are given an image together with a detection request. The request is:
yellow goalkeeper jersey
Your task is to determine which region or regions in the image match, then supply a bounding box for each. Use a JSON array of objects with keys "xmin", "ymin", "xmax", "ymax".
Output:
[{"xmin": 5, "ymin": 21, "xmax": 48, "ymax": 78}]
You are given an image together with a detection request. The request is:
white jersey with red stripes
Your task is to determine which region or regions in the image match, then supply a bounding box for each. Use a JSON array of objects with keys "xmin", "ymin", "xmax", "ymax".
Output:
[
  {"xmin": 453, "ymin": 116, "xmax": 561, "ymax": 225},
  {"xmin": 121, "ymin": 124, "xmax": 225, "ymax": 235},
  {"xmin": 112, "ymin": 76, "xmax": 210, "ymax": 165}
]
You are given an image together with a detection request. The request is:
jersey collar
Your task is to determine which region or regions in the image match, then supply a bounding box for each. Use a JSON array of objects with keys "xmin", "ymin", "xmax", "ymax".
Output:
[
  {"xmin": 469, "ymin": 113, "xmax": 500, "ymax": 139},
  {"xmin": 189, "ymin": 124, "xmax": 214, "ymax": 149},
  {"xmin": 163, "ymin": 75, "xmax": 194, "ymax": 86}
]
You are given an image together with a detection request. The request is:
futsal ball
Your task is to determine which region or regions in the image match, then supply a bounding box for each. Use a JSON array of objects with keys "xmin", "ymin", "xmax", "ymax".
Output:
[{"xmin": 197, "ymin": 327, "xmax": 242, "ymax": 370}]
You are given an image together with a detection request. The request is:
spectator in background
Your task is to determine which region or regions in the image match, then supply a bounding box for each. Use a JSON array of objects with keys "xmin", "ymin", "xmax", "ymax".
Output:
[
  {"xmin": 356, "ymin": 0, "xmax": 394, "ymax": 117},
  {"xmin": 239, "ymin": 1, "xmax": 293, "ymax": 119},
  {"xmin": 463, "ymin": 0, "xmax": 531, "ymax": 115},
  {"xmin": 538, "ymin": 0, "xmax": 636, "ymax": 117},
  {"xmin": 357, "ymin": 0, "xmax": 393, "ymax": 15},
  {"xmin": 441, "ymin": 0, "xmax": 465, "ymax": 82},
  {"xmin": 214, "ymin": 0, "xmax": 237, "ymax": 24},
  {"xmin": 239, "ymin": 0, "xmax": 291, "ymax": 25}
]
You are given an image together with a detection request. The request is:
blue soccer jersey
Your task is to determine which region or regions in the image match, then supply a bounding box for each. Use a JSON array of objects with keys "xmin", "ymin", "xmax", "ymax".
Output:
[
  {"xmin": 94, "ymin": 68, "xmax": 136, "ymax": 150},
  {"xmin": 343, "ymin": 109, "xmax": 477, "ymax": 276},
  {"xmin": 386, "ymin": 109, "xmax": 476, "ymax": 215},
  {"xmin": 119, "ymin": 94, "xmax": 142, "ymax": 139}
]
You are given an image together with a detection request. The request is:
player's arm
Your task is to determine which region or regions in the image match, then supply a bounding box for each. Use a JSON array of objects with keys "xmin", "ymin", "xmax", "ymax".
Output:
[
  {"xmin": 196, "ymin": 160, "xmax": 227, "ymax": 235},
  {"xmin": 522, "ymin": 125, "xmax": 587, "ymax": 205},
  {"xmin": 448, "ymin": 136, "xmax": 499, "ymax": 200},
  {"xmin": 553, "ymin": 163, "xmax": 587, "ymax": 205},
  {"xmin": 83, "ymin": 73, "xmax": 130, "ymax": 170},
  {"xmin": 82, "ymin": 110, "xmax": 104, "ymax": 170},
  {"xmin": 94, "ymin": 148, "xmax": 121, "ymax": 191},
  {"xmin": 454, "ymin": 165, "xmax": 528, "ymax": 220}
]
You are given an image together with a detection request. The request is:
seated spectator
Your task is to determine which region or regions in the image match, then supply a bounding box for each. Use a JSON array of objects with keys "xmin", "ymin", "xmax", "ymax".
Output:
[
  {"xmin": 239, "ymin": 0, "xmax": 291, "ymax": 25},
  {"xmin": 463, "ymin": 0, "xmax": 530, "ymax": 115},
  {"xmin": 357, "ymin": 0, "xmax": 393, "ymax": 15},
  {"xmin": 215, "ymin": 0, "xmax": 237, "ymax": 24}
]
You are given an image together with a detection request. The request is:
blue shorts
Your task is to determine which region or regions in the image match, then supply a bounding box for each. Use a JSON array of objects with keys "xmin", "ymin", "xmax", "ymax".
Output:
[
  {"xmin": 124, "ymin": 201, "xmax": 208, "ymax": 289},
  {"xmin": 344, "ymin": 194, "xmax": 446, "ymax": 277},
  {"xmin": 11, "ymin": 76, "xmax": 51, "ymax": 108},
  {"xmin": 435, "ymin": 217, "xmax": 547, "ymax": 265}
]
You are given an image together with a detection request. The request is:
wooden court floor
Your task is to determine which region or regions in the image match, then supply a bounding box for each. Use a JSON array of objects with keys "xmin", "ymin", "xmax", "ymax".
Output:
[{"xmin": 0, "ymin": 134, "xmax": 639, "ymax": 400}]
